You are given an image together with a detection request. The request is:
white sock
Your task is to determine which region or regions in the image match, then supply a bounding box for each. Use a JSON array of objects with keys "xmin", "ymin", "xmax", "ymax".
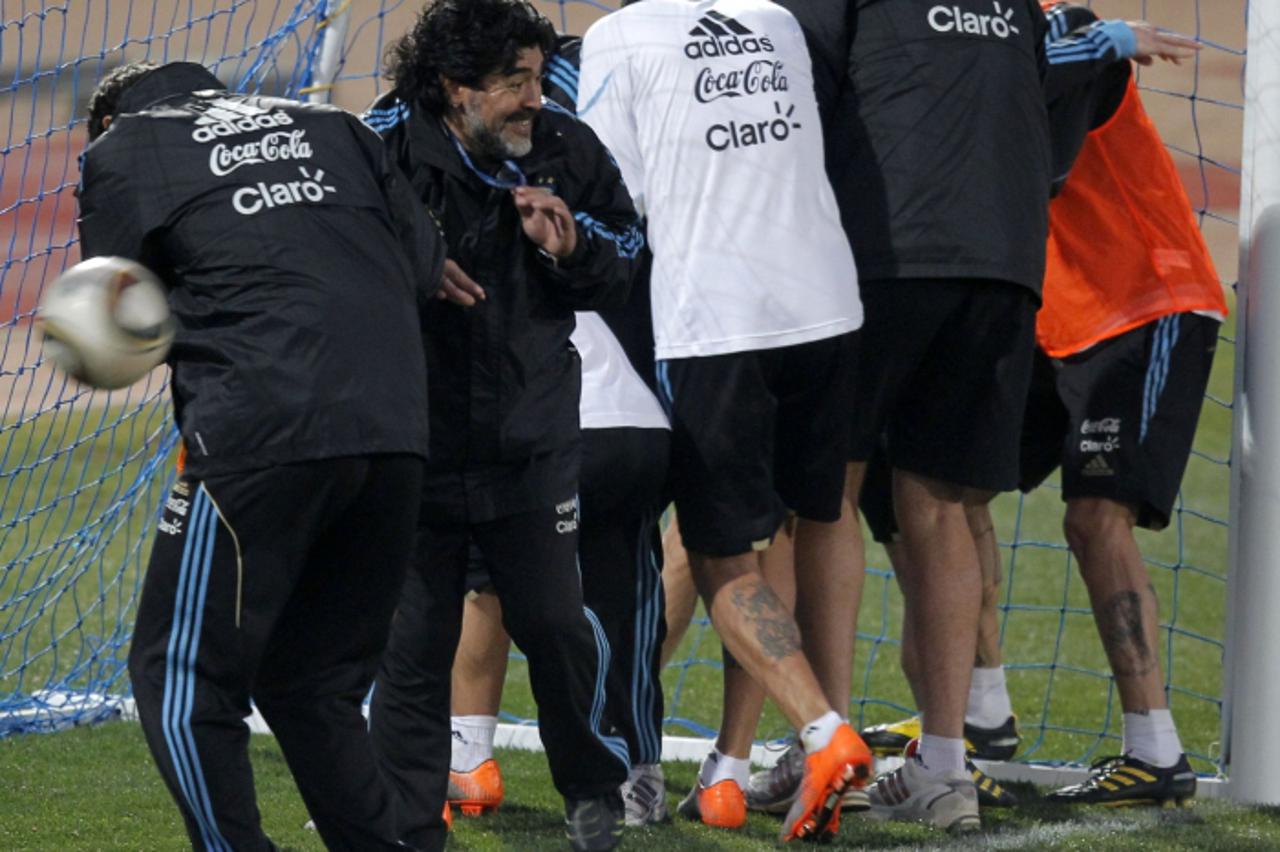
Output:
[
  {"xmin": 917, "ymin": 734, "xmax": 966, "ymax": 775},
  {"xmin": 450, "ymin": 714, "xmax": 498, "ymax": 773},
  {"xmin": 799, "ymin": 710, "xmax": 843, "ymax": 753},
  {"xmin": 1122, "ymin": 709, "xmax": 1183, "ymax": 768},
  {"xmin": 699, "ymin": 749, "xmax": 751, "ymax": 789},
  {"xmin": 965, "ymin": 666, "xmax": 1014, "ymax": 729}
]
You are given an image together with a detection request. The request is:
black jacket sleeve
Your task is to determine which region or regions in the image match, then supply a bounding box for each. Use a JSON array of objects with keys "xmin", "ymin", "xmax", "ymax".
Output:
[
  {"xmin": 1041, "ymin": 4, "xmax": 1133, "ymax": 192},
  {"xmin": 540, "ymin": 121, "xmax": 644, "ymax": 310},
  {"xmin": 346, "ymin": 114, "xmax": 446, "ymax": 306},
  {"xmin": 1042, "ymin": 4, "xmax": 1133, "ymax": 103}
]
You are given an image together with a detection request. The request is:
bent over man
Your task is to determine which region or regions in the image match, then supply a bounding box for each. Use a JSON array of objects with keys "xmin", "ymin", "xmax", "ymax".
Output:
[{"xmin": 82, "ymin": 61, "xmax": 445, "ymax": 850}]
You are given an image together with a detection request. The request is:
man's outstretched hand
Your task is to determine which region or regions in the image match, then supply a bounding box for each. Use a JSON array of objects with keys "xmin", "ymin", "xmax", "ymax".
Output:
[{"xmin": 1127, "ymin": 21, "xmax": 1202, "ymax": 65}]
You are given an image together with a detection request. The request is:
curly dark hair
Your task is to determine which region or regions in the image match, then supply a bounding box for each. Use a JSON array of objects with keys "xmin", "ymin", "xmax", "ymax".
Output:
[
  {"xmin": 86, "ymin": 61, "xmax": 159, "ymax": 141},
  {"xmin": 385, "ymin": 0, "xmax": 557, "ymax": 117}
]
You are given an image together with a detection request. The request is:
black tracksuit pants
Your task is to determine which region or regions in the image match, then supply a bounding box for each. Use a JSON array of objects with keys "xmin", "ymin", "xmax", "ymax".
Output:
[
  {"xmin": 370, "ymin": 489, "xmax": 632, "ymax": 852},
  {"xmin": 128, "ymin": 455, "xmax": 424, "ymax": 852},
  {"xmin": 579, "ymin": 426, "xmax": 669, "ymax": 768}
]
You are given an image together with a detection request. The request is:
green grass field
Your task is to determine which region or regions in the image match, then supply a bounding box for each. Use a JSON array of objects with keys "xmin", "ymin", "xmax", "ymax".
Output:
[{"xmin": 4, "ymin": 724, "xmax": 1280, "ymax": 851}]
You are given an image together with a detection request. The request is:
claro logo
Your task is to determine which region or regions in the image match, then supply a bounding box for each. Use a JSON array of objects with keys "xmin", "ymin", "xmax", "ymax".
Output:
[
  {"xmin": 232, "ymin": 166, "xmax": 336, "ymax": 216},
  {"xmin": 928, "ymin": 2, "xmax": 1020, "ymax": 39}
]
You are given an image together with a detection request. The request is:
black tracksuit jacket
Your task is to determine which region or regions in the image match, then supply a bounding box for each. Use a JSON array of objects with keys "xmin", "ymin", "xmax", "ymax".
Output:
[
  {"xmin": 77, "ymin": 63, "xmax": 445, "ymax": 479},
  {"xmin": 363, "ymin": 91, "xmax": 644, "ymax": 521},
  {"xmin": 775, "ymin": 0, "xmax": 1052, "ymax": 296}
]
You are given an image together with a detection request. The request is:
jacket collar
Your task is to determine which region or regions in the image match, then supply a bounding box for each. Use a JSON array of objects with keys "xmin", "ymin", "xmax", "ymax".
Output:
[
  {"xmin": 403, "ymin": 103, "xmax": 471, "ymax": 181},
  {"xmin": 116, "ymin": 62, "xmax": 225, "ymax": 115}
]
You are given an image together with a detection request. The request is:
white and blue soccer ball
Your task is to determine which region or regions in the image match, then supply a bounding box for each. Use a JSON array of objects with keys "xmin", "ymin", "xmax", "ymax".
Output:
[{"xmin": 37, "ymin": 256, "xmax": 175, "ymax": 390}]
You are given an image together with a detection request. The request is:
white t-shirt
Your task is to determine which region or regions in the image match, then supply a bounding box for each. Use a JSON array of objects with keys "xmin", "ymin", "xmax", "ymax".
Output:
[
  {"xmin": 578, "ymin": 0, "xmax": 862, "ymax": 360},
  {"xmin": 573, "ymin": 312, "xmax": 670, "ymax": 431}
]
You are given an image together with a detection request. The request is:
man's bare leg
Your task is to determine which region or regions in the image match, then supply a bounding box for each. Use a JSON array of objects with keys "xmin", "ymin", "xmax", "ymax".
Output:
[
  {"xmin": 1063, "ymin": 497, "xmax": 1182, "ymax": 766},
  {"xmin": 893, "ymin": 503, "xmax": 1004, "ymax": 716},
  {"xmin": 659, "ymin": 517, "xmax": 699, "ymax": 668},
  {"xmin": 869, "ymin": 500, "xmax": 1017, "ymax": 800},
  {"xmin": 890, "ymin": 541, "xmax": 926, "ymax": 711},
  {"xmin": 792, "ymin": 464, "xmax": 866, "ymax": 713},
  {"xmin": 683, "ymin": 542, "xmax": 870, "ymax": 837},
  {"xmin": 715, "ymin": 519, "xmax": 797, "ymax": 760},
  {"xmin": 967, "ymin": 503, "xmax": 1004, "ymax": 672},
  {"xmin": 962, "ymin": 503, "xmax": 1015, "ymax": 739},
  {"xmin": 690, "ymin": 548, "xmax": 829, "ymax": 733},
  {"xmin": 891, "ymin": 469, "xmax": 985, "ymax": 773},
  {"xmin": 453, "ymin": 591, "xmax": 510, "ymax": 717},
  {"xmin": 449, "ymin": 591, "xmax": 511, "ymax": 815},
  {"xmin": 890, "ymin": 511, "xmax": 998, "ymax": 701}
]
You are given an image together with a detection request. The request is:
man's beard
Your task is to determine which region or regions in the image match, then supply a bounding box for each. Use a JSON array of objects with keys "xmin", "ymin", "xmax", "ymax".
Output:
[{"xmin": 460, "ymin": 106, "xmax": 536, "ymax": 160}]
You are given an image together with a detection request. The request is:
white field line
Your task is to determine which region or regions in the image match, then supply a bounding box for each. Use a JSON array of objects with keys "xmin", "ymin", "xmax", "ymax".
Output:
[{"xmin": 94, "ymin": 694, "xmax": 1227, "ymax": 799}]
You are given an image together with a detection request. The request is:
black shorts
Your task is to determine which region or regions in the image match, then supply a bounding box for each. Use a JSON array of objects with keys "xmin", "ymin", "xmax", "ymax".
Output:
[
  {"xmin": 657, "ymin": 332, "xmax": 858, "ymax": 557},
  {"xmin": 464, "ymin": 542, "xmax": 493, "ymax": 596},
  {"xmin": 858, "ymin": 441, "xmax": 898, "ymax": 545},
  {"xmin": 1019, "ymin": 313, "xmax": 1219, "ymax": 530},
  {"xmin": 850, "ymin": 279, "xmax": 1037, "ymax": 493},
  {"xmin": 462, "ymin": 427, "xmax": 670, "ymax": 594}
]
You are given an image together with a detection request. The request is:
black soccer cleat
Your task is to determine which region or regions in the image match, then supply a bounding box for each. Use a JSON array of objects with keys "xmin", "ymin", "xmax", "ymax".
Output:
[
  {"xmin": 1045, "ymin": 753, "xmax": 1197, "ymax": 807},
  {"xmin": 967, "ymin": 758, "xmax": 1018, "ymax": 808},
  {"xmin": 860, "ymin": 715, "xmax": 921, "ymax": 758},
  {"xmin": 963, "ymin": 715, "xmax": 1021, "ymax": 762},
  {"xmin": 863, "ymin": 714, "xmax": 1022, "ymax": 762},
  {"xmin": 565, "ymin": 792, "xmax": 625, "ymax": 851}
]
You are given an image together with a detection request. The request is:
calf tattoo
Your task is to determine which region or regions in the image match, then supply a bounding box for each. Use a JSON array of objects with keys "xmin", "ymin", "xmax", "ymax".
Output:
[
  {"xmin": 1099, "ymin": 589, "xmax": 1156, "ymax": 678},
  {"xmin": 731, "ymin": 580, "xmax": 802, "ymax": 662}
]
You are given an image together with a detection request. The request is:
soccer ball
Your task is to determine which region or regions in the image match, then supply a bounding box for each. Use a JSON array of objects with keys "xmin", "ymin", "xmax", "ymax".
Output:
[{"xmin": 37, "ymin": 256, "xmax": 176, "ymax": 390}]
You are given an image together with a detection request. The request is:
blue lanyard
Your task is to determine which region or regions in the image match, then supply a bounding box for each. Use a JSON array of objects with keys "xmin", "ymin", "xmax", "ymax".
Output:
[{"xmin": 447, "ymin": 127, "xmax": 527, "ymax": 190}]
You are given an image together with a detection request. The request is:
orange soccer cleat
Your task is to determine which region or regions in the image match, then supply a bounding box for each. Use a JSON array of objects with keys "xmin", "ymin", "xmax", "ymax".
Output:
[
  {"xmin": 780, "ymin": 722, "xmax": 873, "ymax": 842},
  {"xmin": 676, "ymin": 778, "xmax": 748, "ymax": 829},
  {"xmin": 443, "ymin": 802, "xmax": 453, "ymax": 832},
  {"xmin": 448, "ymin": 758, "xmax": 505, "ymax": 816}
]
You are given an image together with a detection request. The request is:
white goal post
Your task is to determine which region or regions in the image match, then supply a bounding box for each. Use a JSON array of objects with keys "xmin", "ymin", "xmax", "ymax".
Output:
[{"xmin": 1225, "ymin": 0, "xmax": 1280, "ymax": 807}]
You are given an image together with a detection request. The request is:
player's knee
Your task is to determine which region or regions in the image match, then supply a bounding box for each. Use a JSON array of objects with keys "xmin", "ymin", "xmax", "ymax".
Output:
[
  {"xmin": 964, "ymin": 501, "xmax": 995, "ymax": 539},
  {"xmin": 1062, "ymin": 498, "xmax": 1137, "ymax": 557}
]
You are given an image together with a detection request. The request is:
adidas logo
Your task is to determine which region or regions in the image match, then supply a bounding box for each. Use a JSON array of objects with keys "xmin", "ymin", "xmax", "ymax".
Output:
[
  {"xmin": 684, "ymin": 10, "xmax": 774, "ymax": 60},
  {"xmin": 190, "ymin": 97, "xmax": 294, "ymax": 144},
  {"xmin": 1082, "ymin": 455, "xmax": 1114, "ymax": 477}
]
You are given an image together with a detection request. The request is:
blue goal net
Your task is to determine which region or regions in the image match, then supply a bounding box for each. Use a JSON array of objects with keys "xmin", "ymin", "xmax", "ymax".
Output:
[{"xmin": 0, "ymin": 0, "xmax": 1245, "ymax": 781}]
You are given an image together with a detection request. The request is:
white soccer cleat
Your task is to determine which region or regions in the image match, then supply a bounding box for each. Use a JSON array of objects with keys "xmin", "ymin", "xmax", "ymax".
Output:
[
  {"xmin": 866, "ymin": 756, "xmax": 980, "ymax": 833},
  {"xmin": 620, "ymin": 762, "xmax": 669, "ymax": 826}
]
